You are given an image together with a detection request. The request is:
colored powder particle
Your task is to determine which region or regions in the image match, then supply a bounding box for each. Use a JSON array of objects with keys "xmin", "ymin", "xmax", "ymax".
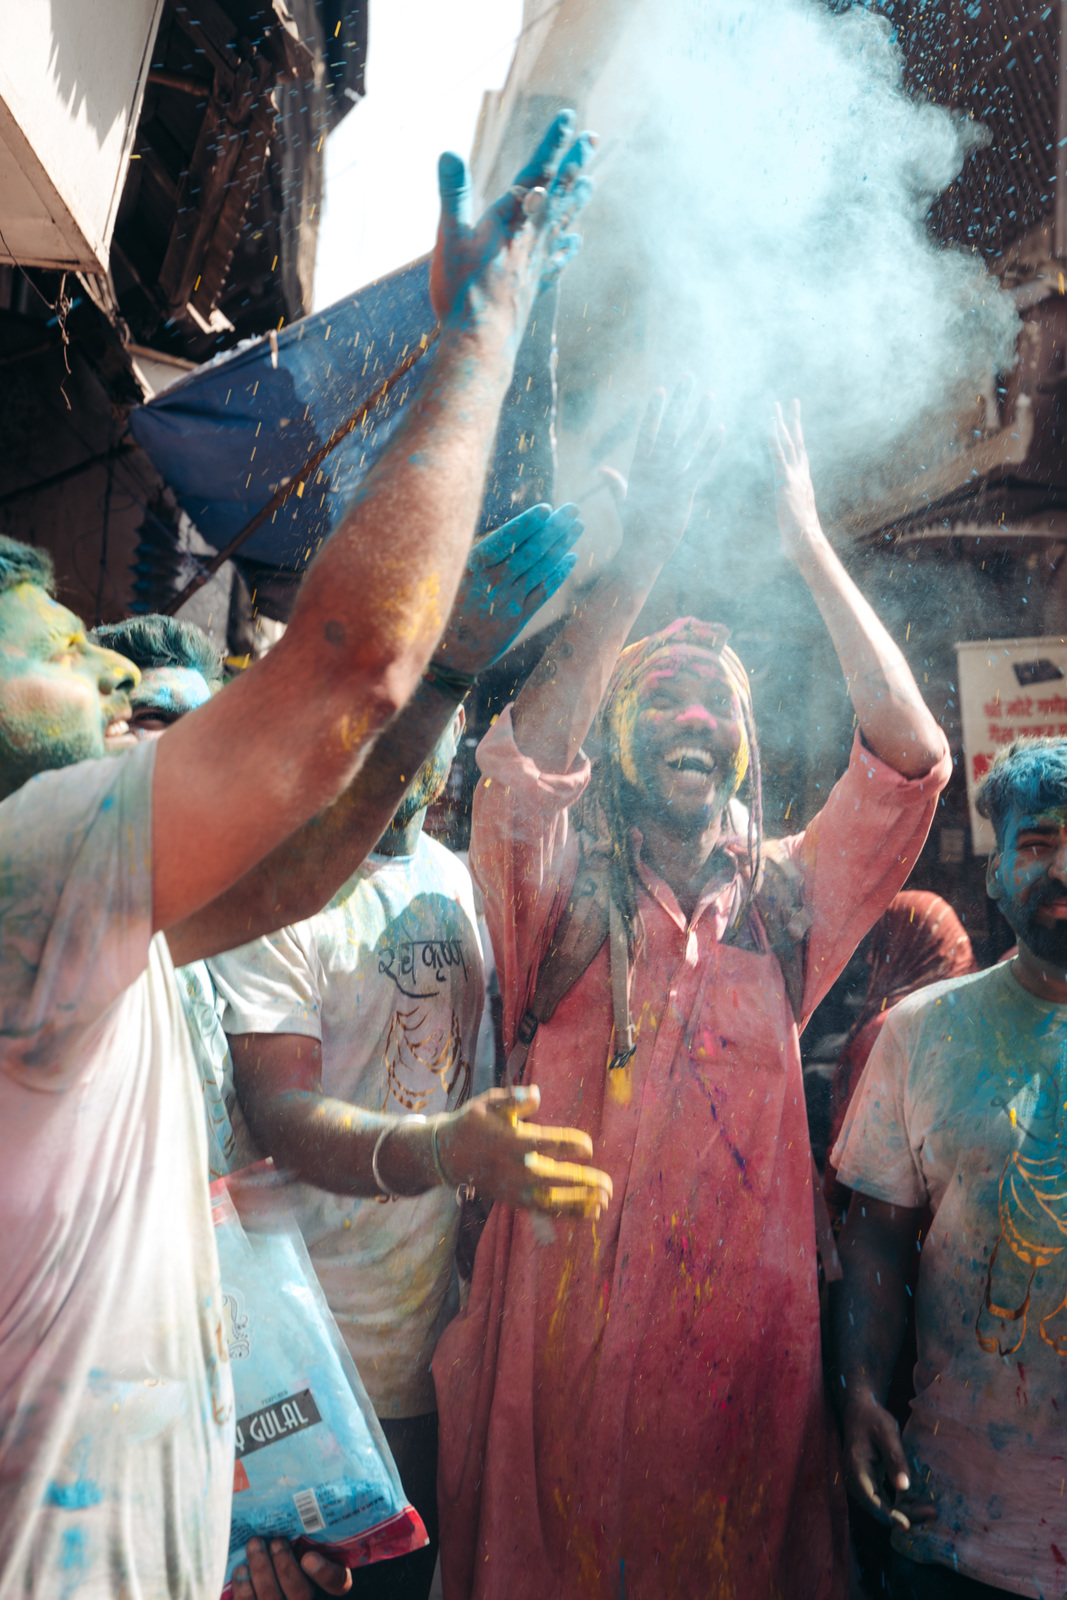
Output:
[{"xmin": 46, "ymin": 1479, "xmax": 103, "ymax": 1509}]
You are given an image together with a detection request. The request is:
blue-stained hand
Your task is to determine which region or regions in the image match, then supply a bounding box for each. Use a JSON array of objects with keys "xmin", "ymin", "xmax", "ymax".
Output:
[
  {"xmin": 430, "ymin": 111, "xmax": 595, "ymax": 335},
  {"xmin": 434, "ymin": 502, "xmax": 583, "ymax": 675}
]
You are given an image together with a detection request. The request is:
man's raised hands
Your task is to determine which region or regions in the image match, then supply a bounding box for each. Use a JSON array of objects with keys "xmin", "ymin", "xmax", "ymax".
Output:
[{"xmin": 430, "ymin": 110, "xmax": 595, "ymax": 338}]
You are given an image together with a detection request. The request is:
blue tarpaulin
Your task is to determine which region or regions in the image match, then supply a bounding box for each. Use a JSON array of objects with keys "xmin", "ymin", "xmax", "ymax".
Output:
[
  {"xmin": 130, "ymin": 259, "xmax": 438, "ymax": 570},
  {"xmin": 129, "ymin": 261, "xmax": 557, "ymax": 584}
]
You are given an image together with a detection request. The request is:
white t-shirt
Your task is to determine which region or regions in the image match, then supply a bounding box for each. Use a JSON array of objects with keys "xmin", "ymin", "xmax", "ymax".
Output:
[
  {"xmin": 0, "ymin": 745, "xmax": 232, "ymax": 1597},
  {"xmin": 176, "ymin": 958, "xmax": 257, "ymax": 1180},
  {"xmin": 209, "ymin": 832, "xmax": 485, "ymax": 1418},
  {"xmin": 833, "ymin": 963, "xmax": 1067, "ymax": 1599}
]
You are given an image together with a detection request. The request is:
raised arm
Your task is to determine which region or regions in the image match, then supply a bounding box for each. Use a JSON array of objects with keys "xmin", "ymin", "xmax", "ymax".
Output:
[
  {"xmin": 166, "ymin": 503, "xmax": 581, "ymax": 965},
  {"xmin": 771, "ymin": 401, "xmax": 944, "ymax": 779},
  {"xmin": 511, "ymin": 380, "xmax": 723, "ymax": 772},
  {"xmin": 151, "ymin": 114, "xmax": 593, "ymax": 935}
]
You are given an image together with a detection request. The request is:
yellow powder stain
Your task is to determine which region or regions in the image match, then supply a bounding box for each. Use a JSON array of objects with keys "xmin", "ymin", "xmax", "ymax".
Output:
[
  {"xmin": 607, "ymin": 1043, "xmax": 633, "ymax": 1105},
  {"xmin": 546, "ymin": 1251, "xmax": 575, "ymax": 1365}
]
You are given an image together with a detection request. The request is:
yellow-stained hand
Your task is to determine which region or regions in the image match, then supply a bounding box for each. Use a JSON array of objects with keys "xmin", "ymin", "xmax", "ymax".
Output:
[{"xmin": 436, "ymin": 1085, "xmax": 612, "ymax": 1218}]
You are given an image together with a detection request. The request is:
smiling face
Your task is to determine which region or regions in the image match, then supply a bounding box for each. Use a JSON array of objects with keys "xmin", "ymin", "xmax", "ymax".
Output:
[
  {"xmin": 103, "ymin": 664, "xmax": 213, "ymax": 750},
  {"xmin": 616, "ymin": 659, "xmax": 749, "ymax": 837},
  {"xmin": 0, "ymin": 584, "xmax": 139, "ymax": 796},
  {"xmin": 988, "ymin": 803, "xmax": 1067, "ymax": 967}
]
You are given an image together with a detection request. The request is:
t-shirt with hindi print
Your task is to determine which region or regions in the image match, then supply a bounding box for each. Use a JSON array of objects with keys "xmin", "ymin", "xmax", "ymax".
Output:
[
  {"xmin": 833, "ymin": 962, "xmax": 1067, "ymax": 1600},
  {"xmin": 208, "ymin": 831, "xmax": 484, "ymax": 1419},
  {"xmin": 0, "ymin": 743, "xmax": 232, "ymax": 1597}
]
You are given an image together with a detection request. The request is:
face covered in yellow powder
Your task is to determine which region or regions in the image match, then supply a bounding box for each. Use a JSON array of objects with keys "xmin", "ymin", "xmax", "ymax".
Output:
[{"xmin": 607, "ymin": 646, "xmax": 750, "ymax": 838}]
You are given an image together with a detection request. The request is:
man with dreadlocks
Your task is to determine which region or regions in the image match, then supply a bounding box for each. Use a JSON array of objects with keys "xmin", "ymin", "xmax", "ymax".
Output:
[{"xmin": 433, "ymin": 388, "xmax": 951, "ymax": 1600}]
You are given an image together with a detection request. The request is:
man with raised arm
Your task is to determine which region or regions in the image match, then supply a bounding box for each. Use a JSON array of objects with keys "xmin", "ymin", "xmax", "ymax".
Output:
[
  {"xmin": 433, "ymin": 393, "xmax": 951, "ymax": 1600},
  {"xmin": 0, "ymin": 115, "xmax": 603, "ymax": 1598},
  {"xmin": 94, "ymin": 499, "xmax": 591, "ymax": 1600}
]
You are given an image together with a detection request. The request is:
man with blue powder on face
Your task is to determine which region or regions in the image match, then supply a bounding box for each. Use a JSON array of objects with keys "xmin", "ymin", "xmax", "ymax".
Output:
[
  {"xmin": 0, "ymin": 111, "xmax": 605, "ymax": 1599},
  {"xmin": 836, "ymin": 736, "xmax": 1067, "ymax": 1599}
]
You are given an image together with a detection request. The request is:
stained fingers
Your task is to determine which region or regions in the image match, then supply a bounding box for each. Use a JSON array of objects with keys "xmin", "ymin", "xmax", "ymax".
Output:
[
  {"xmin": 513, "ymin": 1119, "xmax": 594, "ymax": 1158},
  {"xmin": 511, "ymin": 110, "xmax": 578, "ymax": 194},
  {"xmin": 437, "ymin": 152, "xmax": 473, "ymax": 229},
  {"xmin": 523, "ymin": 1151, "xmax": 613, "ymax": 1215}
]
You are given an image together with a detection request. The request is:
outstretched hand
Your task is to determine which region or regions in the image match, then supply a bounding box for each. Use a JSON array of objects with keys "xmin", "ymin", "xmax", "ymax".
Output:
[
  {"xmin": 771, "ymin": 399, "xmax": 822, "ymax": 563},
  {"xmin": 435, "ymin": 503, "xmax": 582, "ymax": 676},
  {"xmin": 430, "ymin": 110, "xmax": 594, "ymax": 339},
  {"xmin": 437, "ymin": 1085, "xmax": 613, "ymax": 1219},
  {"xmin": 606, "ymin": 378, "xmax": 724, "ymax": 576}
]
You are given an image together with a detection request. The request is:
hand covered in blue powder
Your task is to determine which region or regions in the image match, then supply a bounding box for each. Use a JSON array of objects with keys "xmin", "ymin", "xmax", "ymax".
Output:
[
  {"xmin": 430, "ymin": 110, "xmax": 595, "ymax": 335},
  {"xmin": 232, "ymin": 1536, "xmax": 352, "ymax": 1599},
  {"xmin": 434, "ymin": 502, "xmax": 582, "ymax": 675}
]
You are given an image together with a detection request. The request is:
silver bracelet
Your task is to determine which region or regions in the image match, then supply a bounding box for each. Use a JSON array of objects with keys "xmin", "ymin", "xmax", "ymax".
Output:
[
  {"xmin": 372, "ymin": 1115, "xmax": 427, "ymax": 1198},
  {"xmin": 430, "ymin": 1116, "xmax": 451, "ymax": 1186}
]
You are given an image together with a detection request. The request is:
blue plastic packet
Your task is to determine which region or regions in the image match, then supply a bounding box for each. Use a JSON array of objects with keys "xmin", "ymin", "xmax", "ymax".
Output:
[{"xmin": 212, "ymin": 1168, "xmax": 427, "ymax": 1595}]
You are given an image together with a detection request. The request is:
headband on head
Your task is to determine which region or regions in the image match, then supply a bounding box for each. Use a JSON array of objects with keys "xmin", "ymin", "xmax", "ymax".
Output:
[
  {"xmin": 586, "ymin": 617, "xmax": 764, "ymax": 953},
  {"xmin": 600, "ymin": 617, "xmax": 752, "ymax": 789}
]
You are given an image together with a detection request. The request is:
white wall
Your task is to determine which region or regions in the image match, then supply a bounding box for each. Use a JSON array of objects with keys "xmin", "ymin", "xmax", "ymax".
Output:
[{"xmin": 0, "ymin": 0, "xmax": 164, "ymax": 272}]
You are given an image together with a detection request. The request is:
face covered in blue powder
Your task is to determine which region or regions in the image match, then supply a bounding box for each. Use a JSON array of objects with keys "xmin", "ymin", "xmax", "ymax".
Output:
[
  {"xmin": 104, "ymin": 665, "xmax": 214, "ymax": 750},
  {"xmin": 989, "ymin": 801, "xmax": 1067, "ymax": 968},
  {"xmin": 387, "ymin": 707, "xmax": 466, "ymax": 834}
]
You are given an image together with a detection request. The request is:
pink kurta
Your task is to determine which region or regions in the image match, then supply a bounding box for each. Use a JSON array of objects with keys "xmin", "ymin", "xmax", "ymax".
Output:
[{"xmin": 434, "ymin": 710, "xmax": 950, "ymax": 1600}]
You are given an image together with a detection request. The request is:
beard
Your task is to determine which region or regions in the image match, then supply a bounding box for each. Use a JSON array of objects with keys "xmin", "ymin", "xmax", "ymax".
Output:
[
  {"xmin": 0, "ymin": 716, "xmax": 106, "ymax": 795},
  {"xmin": 1006, "ymin": 879, "xmax": 1067, "ymax": 968}
]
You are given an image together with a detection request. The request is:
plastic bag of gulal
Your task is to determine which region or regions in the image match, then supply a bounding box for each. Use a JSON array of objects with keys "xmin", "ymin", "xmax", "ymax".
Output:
[{"xmin": 212, "ymin": 1168, "xmax": 427, "ymax": 1597}]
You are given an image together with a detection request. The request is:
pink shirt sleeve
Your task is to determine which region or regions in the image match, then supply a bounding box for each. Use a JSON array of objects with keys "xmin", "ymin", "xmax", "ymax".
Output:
[
  {"xmin": 470, "ymin": 707, "xmax": 590, "ymax": 1046},
  {"xmin": 786, "ymin": 730, "xmax": 952, "ymax": 1027},
  {"xmin": 830, "ymin": 1012, "xmax": 928, "ymax": 1208}
]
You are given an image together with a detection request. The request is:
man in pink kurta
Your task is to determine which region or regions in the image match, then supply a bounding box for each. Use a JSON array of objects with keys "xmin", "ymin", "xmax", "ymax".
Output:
[{"xmin": 433, "ymin": 396, "xmax": 951, "ymax": 1599}]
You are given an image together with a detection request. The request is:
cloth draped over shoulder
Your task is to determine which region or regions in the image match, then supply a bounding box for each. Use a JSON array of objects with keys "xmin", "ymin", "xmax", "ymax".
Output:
[
  {"xmin": 433, "ymin": 680, "xmax": 951, "ymax": 1600},
  {"xmin": 827, "ymin": 891, "xmax": 976, "ymax": 1162}
]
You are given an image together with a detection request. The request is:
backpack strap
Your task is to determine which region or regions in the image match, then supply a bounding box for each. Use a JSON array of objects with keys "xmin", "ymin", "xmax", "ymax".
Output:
[
  {"xmin": 504, "ymin": 858, "xmax": 610, "ymax": 1086},
  {"xmin": 607, "ymin": 897, "xmax": 636, "ymax": 1072}
]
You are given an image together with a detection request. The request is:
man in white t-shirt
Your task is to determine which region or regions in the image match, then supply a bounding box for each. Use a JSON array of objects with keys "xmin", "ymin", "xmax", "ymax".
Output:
[
  {"xmin": 97, "ymin": 490, "xmax": 595, "ymax": 1600},
  {"xmin": 834, "ymin": 736, "xmax": 1067, "ymax": 1599},
  {"xmin": 0, "ymin": 113, "xmax": 605, "ymax": 1600}
]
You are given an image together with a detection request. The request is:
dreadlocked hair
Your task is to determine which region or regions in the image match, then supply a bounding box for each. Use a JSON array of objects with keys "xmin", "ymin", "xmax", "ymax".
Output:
[{"xmin": 576, "ymin": 620, "xmax": 764, "ymax": 957}]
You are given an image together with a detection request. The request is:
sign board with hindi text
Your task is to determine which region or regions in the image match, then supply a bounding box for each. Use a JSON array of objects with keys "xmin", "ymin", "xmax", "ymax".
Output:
[{"xmin": 955, "ymin": 635, "xmax": 1067, "ymax": 853}]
